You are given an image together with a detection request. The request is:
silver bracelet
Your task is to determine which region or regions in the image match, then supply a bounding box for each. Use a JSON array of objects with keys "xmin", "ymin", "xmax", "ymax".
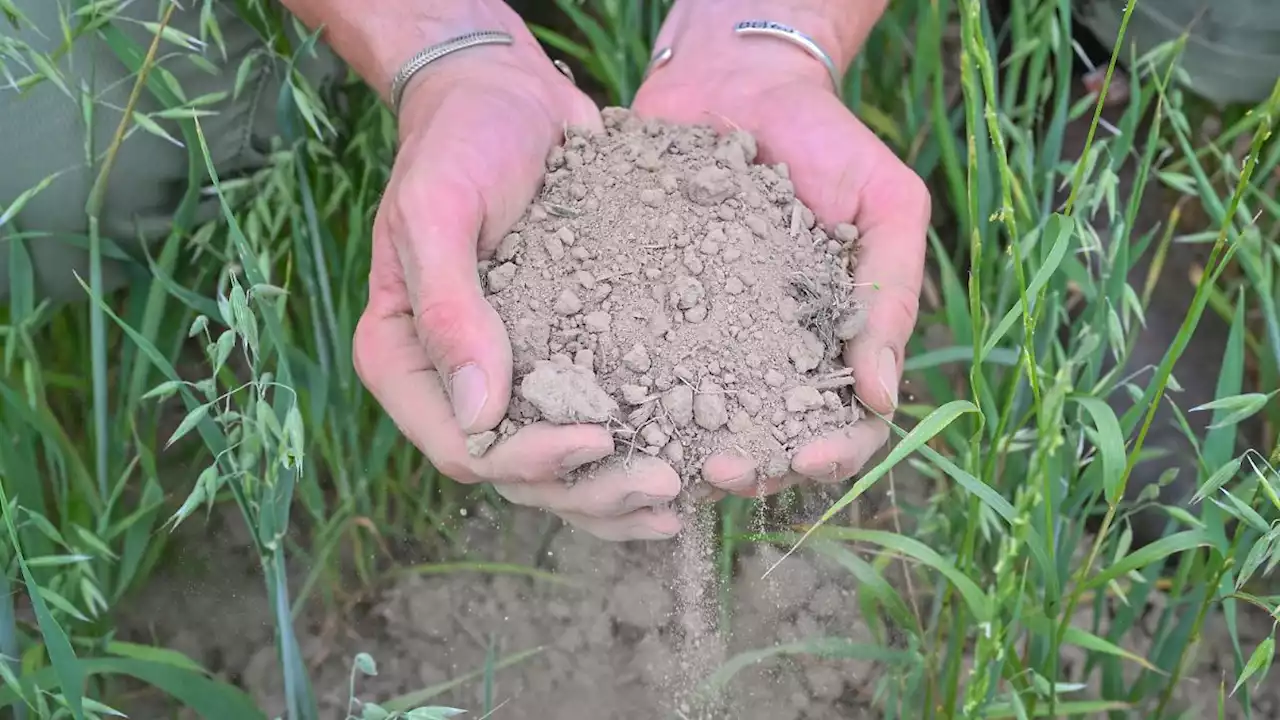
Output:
[
  {"xmin": 389, "ymin": 30, "xmax": 514, "ymax": 116},
  {"xmin": 647, "ymin": 20, "xmax": 843, "ymax": 100}
]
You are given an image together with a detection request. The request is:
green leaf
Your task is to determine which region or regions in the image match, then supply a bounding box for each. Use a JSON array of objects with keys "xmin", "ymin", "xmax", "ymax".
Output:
[
  {"xmin": 1191, "ymin": 392, "xmax": 1276, "ymax": 430},
  {"xmin": 141, "ymin": 380, "xmax": 185, "ymax": 401},
  {"xmin": 212, "ymin": 329, "xmax": 235, "ymax": 372},
  {"xmin": 131, "ymin": 111, "xmax": 182, "ymax": 147},
  {"xmin": 71, "ymin": 525, "xmax": 115, "ymax": 558},
  {"xmin": 166, "ymin": 402, "xmax": 211, "ymax": 448},
  {"xmin": 1082, "ymin": 531, "xmax": 1211, "ymax": 591},
  {"xmin": 233, "ymin": 51, "xmax": 259, "ymax": 99},
  {"xmin": 404, "ymin": 709, "xmax": 466, "ymax": 720},
  {"xmin": 1193, "ymin": 457, "xmax": 1242, "ymax": 504},
  {"xmin": 1071, "ymin": 396, "xmax": 1127, "ymax": 505},
  {"xmin": 79, "ymin": 696, "xmax": 126, "ymax": 717},
  {"xmin": 105, "ymin": 641, "xmax": 207, "ymax": 674},
  {"xmin": 1236, "ymin": 528, "xmax": 1280, "ymax": 590},
  {"xmin": 37, "ymin": 586, "xmax": 90, "ymax": 623},
  {"xmin": 137, "ymin": 21, "xmax": 204, "ymax": 51},
  {"xmin": 25, "ymin": 554, "xmax": 93, "ymax": 568},
  {"xmin": 982, "ymin": 699, "xmax": 1132, "ymax": 717},
  {"xmin": 1232, "ymin": 635, "xmax": 1274, "ymax": 696},
  {"xmin": 0, "ymin": 658, "xmax": 265, "ymax": 719},
  {"xmin": 1210, "ymin": 490, "xmax": 1270, "ymax": 534},
  {"xmin": 1022, "ymin": 613, "xmax": 1159, "ymax": 672},
  {"xmin": 163, "ymin": 479, "xmax": 207, "ymax": 531},
  {"xmin": 283, "ymin": 403, "xmax": 305, "ymax": 469},
  {"xmin": 813, "ymin": 528, "xmax": 993, "ymax": 622},
  {"xmin": 382, "ymin": 647, "xmax": 544, "ymax": 713},
  {"xmin": 768, "ymin": 400, "xmax": 978, "ymax": 569},
  {"xmin": 28, "ymin": 50, "xmax": 71, "ymax": 98},
  {"xmin": 807, "ymin": 541, "xmax": 916, "ymax": 632},
  {"xmin": 980, "ymin": 214, "xmax": 1074, "ymax": 359},
  {"xmin": 0, "ymin": 484, "xmax": 84, "ymax": 719},
  {"xmin": 353, "ymin": 652, "xmax": 377, "ymax": 677},
  {"xmin": 0, "ymin": 171, "xmax": 62, "ymax": 229},
  {"xmin": 251, "ymin": 283, "xmax": 288, "ymax": 299},
  {"xmin": 697, "ymin": 637, "xmax": 917, "ymax": 696}
]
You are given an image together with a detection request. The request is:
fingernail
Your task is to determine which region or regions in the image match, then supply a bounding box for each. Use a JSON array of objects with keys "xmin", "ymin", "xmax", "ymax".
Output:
[
  {"xmin": 448, "ymin": 364, "xmax": 487, "ymax": 431},
  {"xmin": 623, "ymin": 492, "xmax": 669, "ymax": 511},
  {"xmin": 560, "ymin": 447, "xmax": 610, "ymax": 475},
  {"xmin": 877, "ymin": 348, "xmax": 900, "ymax": 410},
  {"xmin": 627, "ymin": 520, "xmax": 680, "ymax": 540}
]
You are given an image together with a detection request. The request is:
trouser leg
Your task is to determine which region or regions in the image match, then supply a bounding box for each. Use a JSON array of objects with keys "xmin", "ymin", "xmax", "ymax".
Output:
[
  {"xmin": 1078, "ymin": 0, "xmax": 1280, "ymax": 106},
  {"xmin": 0, "ymin": 0, "xmax": 344, "ymax": 302}
]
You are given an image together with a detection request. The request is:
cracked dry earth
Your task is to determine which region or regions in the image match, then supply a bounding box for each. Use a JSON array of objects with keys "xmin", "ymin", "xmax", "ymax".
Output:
[{"xmin": 471, "ymin": 107, "xmax": 868, "ymax": 484}]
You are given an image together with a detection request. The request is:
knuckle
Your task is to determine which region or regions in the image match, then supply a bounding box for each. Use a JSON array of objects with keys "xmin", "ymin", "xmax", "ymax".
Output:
[
  {"xmin": 887, "ymin": 287, "xmax": 921, "ymax": 328},
  {"xmin": 870, "ymin": 286, "xmax": 920, "ymax": 336},
  {"xmin": 434, "ymin": 456, "xmax": 475, "ymax": 484},
  {"xmin": 351, "ymin": 311, "xmax": 383, "ymax": 391},
  {"xmin": 415, "ymin": 295, "xmax": 473, "ymax": 356}
]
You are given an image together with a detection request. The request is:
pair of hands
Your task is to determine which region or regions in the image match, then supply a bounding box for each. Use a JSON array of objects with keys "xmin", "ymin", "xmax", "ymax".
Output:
[{"xmin": 352, "ymin": 29, "xmax": 929, "ymax": 541}]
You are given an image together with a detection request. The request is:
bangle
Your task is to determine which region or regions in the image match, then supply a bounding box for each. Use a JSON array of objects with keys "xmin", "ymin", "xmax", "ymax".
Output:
[
  {"xmin": 733, "ymin": 21, "xmax": 842, "ymax": 98},
  {"xmin": 646, "ymin": 20, "xmax": 844, "ymax": 100},
  {"xmin": 389, "ymin": 30, "xmax": 514, "ymax": 116}
]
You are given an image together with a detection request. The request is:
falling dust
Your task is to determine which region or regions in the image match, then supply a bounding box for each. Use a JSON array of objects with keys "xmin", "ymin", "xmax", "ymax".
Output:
[{"xmin": 474, "ymin": 107, "xmax": 866, "ymax": 716}]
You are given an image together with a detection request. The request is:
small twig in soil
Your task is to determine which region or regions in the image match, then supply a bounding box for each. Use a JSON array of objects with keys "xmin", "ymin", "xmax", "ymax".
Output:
[
  {"xmin": 592, "ymin": 269, "xmax": 636, "ymax": 284},
  {"xmin": 544, "ymin": 202, "xmax": 581, "ymax": 218},
  {"xmin": 813, "ymin": 376, "xmax": 857, "ymax": 391}
]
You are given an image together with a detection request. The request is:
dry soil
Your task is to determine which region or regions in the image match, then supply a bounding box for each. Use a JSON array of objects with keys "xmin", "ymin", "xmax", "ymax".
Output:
[{"xmin": 478, "ymin": 107, "xmax": 865, "ymax": 483}]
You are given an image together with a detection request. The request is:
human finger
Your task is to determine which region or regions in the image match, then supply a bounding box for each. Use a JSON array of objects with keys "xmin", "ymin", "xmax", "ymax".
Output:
[
  {"xmin": 789, "ymin": 417, "xmax": 890, "ymax": 483},
  {"xmin": 493, "ymin": 455, "xmax": 681, "ymax": 518},
  {"xmin": 744, "ymin": 92, "xmax": 929, "ymax": 417},
  {"xmin": 555, "ymin": 507, "xmax": 683, "ymax": 541},
  {"xmin": 354, "ymin": 257, "xmax": 612, "ymax": 484}
]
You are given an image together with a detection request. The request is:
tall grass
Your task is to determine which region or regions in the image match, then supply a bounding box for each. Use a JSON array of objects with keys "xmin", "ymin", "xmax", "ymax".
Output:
[
  {"xmin": 2, "ymin": 0, "xmax": 1278, "ymax": 718},
  {"xmin": 559, "ymin": 0, "xmax": 1279, "ymax": 717}
]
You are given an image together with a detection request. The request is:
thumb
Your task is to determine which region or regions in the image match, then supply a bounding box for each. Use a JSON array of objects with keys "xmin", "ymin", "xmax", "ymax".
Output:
[
  {"xmin": 730, "ymin": 88, "xmax": 929, "ymax": 418},
  {"xmin": 384, "ymin": 172, "xmax": 514, "ymax": 435},
  {"xmin": 841, "ymin": 165, "xmax": 929, "ymax": 416}
]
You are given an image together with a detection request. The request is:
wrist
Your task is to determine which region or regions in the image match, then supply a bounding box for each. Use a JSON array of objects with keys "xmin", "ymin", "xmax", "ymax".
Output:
[
  {"xmin": 653, "ymin": 0, "xmax": 885, "ymax": 91},
  {"xmin": 281, "ymin": 0, "xmax": 550, "ymax": 102}
]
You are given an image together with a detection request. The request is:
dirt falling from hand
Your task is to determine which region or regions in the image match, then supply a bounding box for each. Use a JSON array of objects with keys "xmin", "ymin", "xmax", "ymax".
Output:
[
  {"xmin": 476, "ymin": 107, "xmax": 865, "ymax": 716},
  {"xmin": 670, "ymin": 498, "xmax": 723, "ymax": 717}
]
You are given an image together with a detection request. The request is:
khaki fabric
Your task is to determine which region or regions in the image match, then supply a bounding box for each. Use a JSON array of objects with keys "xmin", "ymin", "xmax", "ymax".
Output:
[
  {"xmin": 1081, "ymin": 0, "xmax": 1280, "ymax": 106},
  {"xmin": 0, "ymin": 1, "xmax": 342, "ymax": 302}
]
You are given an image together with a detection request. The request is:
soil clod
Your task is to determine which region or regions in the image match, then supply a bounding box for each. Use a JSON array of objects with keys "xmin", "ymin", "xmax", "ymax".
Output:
[{"xmin": 484, "ymin": 107, "xmax": 864, "ymax": 484}]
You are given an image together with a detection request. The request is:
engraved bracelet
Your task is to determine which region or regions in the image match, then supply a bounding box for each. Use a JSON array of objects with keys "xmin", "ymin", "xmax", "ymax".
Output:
[
  {"xmin": 647, "ymin": 20, "xmax": 844, "ymax": 100},
  {"xmin": 389, "ymin": 30, "xmax": 514, "ymax": 116}
]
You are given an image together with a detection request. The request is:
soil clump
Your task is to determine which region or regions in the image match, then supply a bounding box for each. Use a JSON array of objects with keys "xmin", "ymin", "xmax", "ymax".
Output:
[{"xmin": 479, "ymin": 107, "xmax": 866, "ymax": 484}]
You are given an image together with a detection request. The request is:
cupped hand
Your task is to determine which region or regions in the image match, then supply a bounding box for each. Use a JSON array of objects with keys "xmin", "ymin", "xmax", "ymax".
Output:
[
  {"xmin": 353, "ymin": 49, "xmax": 682, "ymax": 541},
  {"xmin": 633, "ymin": 41, "xmax": 930, "ymax": 498}
]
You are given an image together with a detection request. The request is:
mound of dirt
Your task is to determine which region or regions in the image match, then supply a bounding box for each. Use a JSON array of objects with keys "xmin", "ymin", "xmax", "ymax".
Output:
[{"xmin": 478, "ymin": 107, "xmax": 866, "ymax": 483}]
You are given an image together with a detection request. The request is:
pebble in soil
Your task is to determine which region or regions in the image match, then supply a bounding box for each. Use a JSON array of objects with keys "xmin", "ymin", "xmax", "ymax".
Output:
[{"xmin": 477, "ymin": 107, "xmax": 867, "ymax": 484}]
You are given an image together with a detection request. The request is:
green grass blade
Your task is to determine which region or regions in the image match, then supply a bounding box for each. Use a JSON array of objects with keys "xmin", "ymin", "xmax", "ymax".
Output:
[
  {"xmin": 0, "ymin": 657, "xmax": 264, "ymax": 719},
  {"xmin": 1081, "ymin": 531, "xmax": 1212, "ymax": 592},
  {"xmin": 382, "ymin": 647, "xmax": 545, "ymax": 713},
  {"xmin": 698, "ymin": 637, "xmax": 917, "ymax": 697},
  {"xmin": 0, "ymin": 482, "xmax": 84, "ymax": 719},
  {"xmin": 979, "ymin": 214, "xmax": 1074, "ymax": 359},
  {"xmin": 814, "ymin": 527, "xmax": 992, "ymax": 622},
  {"xmin": 0, "ymin": 567, "xmax": 25, "ymax": 720},
  {"xmin": 765, "ymin": 400, "xmax": 978, "ymax": 570},
  {"xmin": 1069, "ymin": 396, "xmax": 1126, "ymax": 505}
]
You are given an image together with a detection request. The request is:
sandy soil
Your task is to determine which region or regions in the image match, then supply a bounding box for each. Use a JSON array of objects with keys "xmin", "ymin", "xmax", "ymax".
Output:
[
  {"xmin": 112, "ymin": 467, "xmax": 1280, "ymax": 720},
  {"xmin": 117, "ymin": 486, "xmax": 905, "ymax": 720},
  {"xmin": 484, "ymin": 108, "xmax": 860, "ymax": 480}
]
